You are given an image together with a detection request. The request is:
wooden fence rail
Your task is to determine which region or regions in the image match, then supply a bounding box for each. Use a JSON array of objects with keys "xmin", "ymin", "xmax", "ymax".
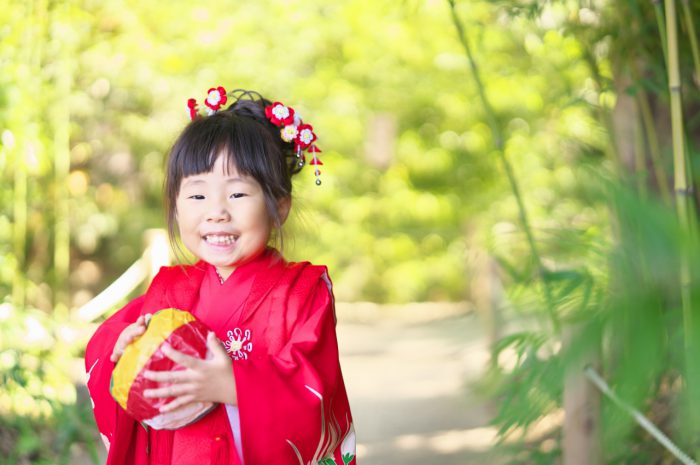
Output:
[{"xmin": 73, "ymin": 229, "xmax": 170, "ymax": 323}]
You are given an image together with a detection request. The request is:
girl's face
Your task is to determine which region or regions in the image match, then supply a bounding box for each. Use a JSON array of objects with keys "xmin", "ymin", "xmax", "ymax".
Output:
[{"xmin": 175, "ymin": 154, "xmax": 284, "ymax": 280}]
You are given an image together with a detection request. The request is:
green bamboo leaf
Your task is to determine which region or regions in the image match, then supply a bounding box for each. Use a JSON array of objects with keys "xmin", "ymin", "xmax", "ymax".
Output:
[{"xmin": 493, "ymin": 253, "xmax": 526, "ymax": 281}]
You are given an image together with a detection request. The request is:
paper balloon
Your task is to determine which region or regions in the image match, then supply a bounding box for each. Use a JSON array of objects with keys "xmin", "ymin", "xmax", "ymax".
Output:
[{"xmin": 110, "ymin": 308, "xmax": 215, "ymax": 430}]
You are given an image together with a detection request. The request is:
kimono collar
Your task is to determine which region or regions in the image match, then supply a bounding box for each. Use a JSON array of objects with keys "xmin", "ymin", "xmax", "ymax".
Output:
[
  {"xmin": 221, "ymin": 247, "xmax": 284, "ymax": 283},
  {"xmin": 145, "ymin": 247, "xmax": 286, "ymax": 317}
]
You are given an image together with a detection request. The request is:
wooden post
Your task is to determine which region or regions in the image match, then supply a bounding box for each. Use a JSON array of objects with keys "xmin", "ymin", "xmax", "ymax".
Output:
[
  {"xmin": 143, "ymin": 229, "xmax": 171, "ymax": 283},
  {"xmin": 467, "ymin": 246, "xmax": 504, "ymax": 348},
  {"xmin": 364, "ymin": 113, "xmax": 396, "ymax": 170},
  {"xmin": 563, "ymin": 325, "xmax": 602, "ymax": 465}
]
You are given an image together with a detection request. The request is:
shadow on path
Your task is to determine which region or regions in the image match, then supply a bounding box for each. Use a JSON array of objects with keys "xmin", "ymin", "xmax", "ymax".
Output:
[{"xmin": 338, "ymin": 308, "xmax": 504, "ymax": 465}]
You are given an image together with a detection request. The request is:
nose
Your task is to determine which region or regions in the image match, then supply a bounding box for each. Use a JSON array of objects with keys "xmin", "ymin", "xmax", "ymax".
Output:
[{"xmin": 206, "ymin": 198, "xmax": 231, "ymax": 223}]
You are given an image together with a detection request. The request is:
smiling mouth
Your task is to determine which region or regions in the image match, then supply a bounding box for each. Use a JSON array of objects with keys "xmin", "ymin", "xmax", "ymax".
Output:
[{"xmin": 203, "ymin": 234, "xmax": 238, "ymax": 245}]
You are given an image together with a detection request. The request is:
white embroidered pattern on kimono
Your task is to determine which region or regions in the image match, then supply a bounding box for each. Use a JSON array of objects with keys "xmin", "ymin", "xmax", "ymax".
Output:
[
  {"xmin": 225, "ymin": 328, "xmax": 253, "ymax": 360},
  {"xmin": 86, "ymin": 359, "xmax": 99, "ymax": 409},
  {"xmin": 287, "ymin": 385, "xmax": 355, "ymax": 465}
]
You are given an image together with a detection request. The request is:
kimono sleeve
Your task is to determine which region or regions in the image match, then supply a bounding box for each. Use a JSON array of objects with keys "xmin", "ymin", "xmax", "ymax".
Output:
[
  {"xmin": 234, "ymin": 271, "xmax": 356, "ymax": 465},
  {"xmin": 84, "ymin": 295, "xmax": 146, "ymax": 450}
]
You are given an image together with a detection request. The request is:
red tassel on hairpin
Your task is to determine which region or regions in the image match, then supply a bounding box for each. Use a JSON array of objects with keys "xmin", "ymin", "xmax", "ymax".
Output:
[{"xmin": 187, "ymin": 99, "xmax": 198, "ymax": 121}]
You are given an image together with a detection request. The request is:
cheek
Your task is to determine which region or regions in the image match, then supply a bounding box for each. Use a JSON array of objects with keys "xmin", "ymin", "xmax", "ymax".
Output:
[
  {"xmin": 258, "ymin": 208, "xmax": 276, "ymax": 231},
  {"xmin": 175, "ymin": 209, "xmax": 197, "ymax": 234},
  {"xmin": 241, "ymin": 202, "xmax": 271, "ymax": 224},
  {"xmin": 245, "ymin": 206, "xmax": 274, "ymax": 237}
]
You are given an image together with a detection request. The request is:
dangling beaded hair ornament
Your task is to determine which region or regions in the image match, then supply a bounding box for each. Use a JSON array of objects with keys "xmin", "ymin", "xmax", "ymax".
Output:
[{"xmin": 187, "ymin": 86, "xmax": 324, "ymax": 185}]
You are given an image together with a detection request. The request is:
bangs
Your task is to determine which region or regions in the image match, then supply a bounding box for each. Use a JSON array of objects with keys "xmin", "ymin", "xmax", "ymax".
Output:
[{"xmin": 169, "ymin": 113, "xmax": 272, "ymax": 186}]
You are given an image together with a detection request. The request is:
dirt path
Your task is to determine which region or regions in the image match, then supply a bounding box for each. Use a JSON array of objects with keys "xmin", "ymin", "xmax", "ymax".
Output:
[{"xmin": 337, "ymin": 304, "xmax": 503, "ymax": 465}]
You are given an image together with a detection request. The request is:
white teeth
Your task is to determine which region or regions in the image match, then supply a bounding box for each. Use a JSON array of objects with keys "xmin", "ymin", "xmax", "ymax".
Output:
[{"xmin": 205, "ymin": 235, "xmax": 236, "ymax": 245}]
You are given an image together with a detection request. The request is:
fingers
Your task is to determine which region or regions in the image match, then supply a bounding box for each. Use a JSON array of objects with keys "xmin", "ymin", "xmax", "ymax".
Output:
[
  {"xmin": 207, "ymin": 332, "xmax": 229, "ymax": 359},
  {"xmin": 133, "ymin": 315, "xmax": 146, "ymax": 330},
  {"xmin": 110, "ymin": 323, "xmax": 147, "ymax": 362},
  {"xmin": 161, "ymin": 343, "xmax": 201, "ymax": 369},
  {"xmin": 129, "ymin": 323, "xmax": 147, "ymax": 340},
  {"xmin": 158, "ymin": 394, "xmax": 196, "ymax": 413},
  {"xmin": 143, "ymin": 368, "xmax": 189, "ymax": 383},
  {"xmin": 143, "ymin": 382, "xmax": 194, "ymax": 399}
]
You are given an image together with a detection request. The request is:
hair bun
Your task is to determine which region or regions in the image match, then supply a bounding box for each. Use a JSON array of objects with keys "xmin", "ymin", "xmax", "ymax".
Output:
[
  {"xmin": 225, "ymin": 93, "xmax": 303, "ymax": 176},
  {"xmin": 228, "ymin": 97, "xmax": 266, "ymax": 122},
  {"xmin": 187, "ymin": 86, "xmax": 321, "ymax": 182}
]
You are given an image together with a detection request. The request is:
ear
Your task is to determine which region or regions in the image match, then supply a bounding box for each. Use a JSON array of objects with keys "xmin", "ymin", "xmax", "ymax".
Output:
[{"xmin": 276, "ymin": 197, "xmax": 292, "ymax": 225}]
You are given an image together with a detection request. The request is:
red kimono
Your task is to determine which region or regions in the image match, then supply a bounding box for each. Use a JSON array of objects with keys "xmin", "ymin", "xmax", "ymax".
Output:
[{"xmin": 85, "ymin": 248, "xmax": 356, "ymax": 465}]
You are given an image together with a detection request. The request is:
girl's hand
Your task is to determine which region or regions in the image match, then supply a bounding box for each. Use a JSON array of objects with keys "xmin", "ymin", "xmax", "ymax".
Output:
[
  {"xmin": 110, "ymin": 314, "xmax": 151, "ymax": 363},
  {"xmin": 142, "ymin": 332, "xmax": 237, "ymax": 412}
]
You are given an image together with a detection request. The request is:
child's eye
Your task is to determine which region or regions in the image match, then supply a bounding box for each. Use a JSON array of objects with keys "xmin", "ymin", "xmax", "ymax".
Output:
[
  {"xmin": 188, "ymin": 195, "xmax": 205, "ymax": 200},
  {"xmin": 230, "ymin": 193, "xmax": 247, "ymax": 199}
]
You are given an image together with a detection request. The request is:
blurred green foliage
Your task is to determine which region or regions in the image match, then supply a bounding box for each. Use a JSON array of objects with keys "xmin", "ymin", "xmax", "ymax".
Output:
[
  {"xmin": 1, "ymin": 0, "xmax": 608, "ymax": 308},
  {"xmin": 466, "ymin": 0, "xmax": 700, "ymax": 463},
  {"xmin": 2, "ymin": 0, "xmax": 700, "ymax": 463},
  {"xmin": 0, "ymin": 304, "xmax": 98, "ymax": 463},
  {"xmin": 0, "ymin": 0, "xmax": 621, "ymax": 461}
]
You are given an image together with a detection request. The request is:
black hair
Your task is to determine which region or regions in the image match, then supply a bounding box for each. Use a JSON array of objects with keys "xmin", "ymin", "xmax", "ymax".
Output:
[{"xmin": 164, "ymin": 90, "xmax": 301, "ymax": 255}]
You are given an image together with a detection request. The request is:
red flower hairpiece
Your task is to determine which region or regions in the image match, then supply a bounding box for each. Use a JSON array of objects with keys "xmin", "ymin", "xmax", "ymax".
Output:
[
  {"xmin": 187, "ymin": 85, "xmax": 325, "ymax": 185},
  {"xmin": 204, "ymin": 86, "xmax": 227, "ymax": 112},
  {"xmin": 265, "ymin": 102, "xmax": 295, "ymax": 126},
  {"xmin": 295, "ymin": 124, "xmax": 317, "ymax": 150},
  {"xmin": 263, "ymin": 100, "xmax": 324, "ymax": 185},
  {"xmin": 187, "ymin": 98, "xmax": 198, "ymax": 121}
]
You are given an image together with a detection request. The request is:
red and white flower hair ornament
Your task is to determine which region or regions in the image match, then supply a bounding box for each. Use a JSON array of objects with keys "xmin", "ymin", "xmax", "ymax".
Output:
[
  {"xmin": 205, "ymin": 86, "xmax": 227, "ymax": 113},
  {"xmin": 265, "ymin": 102, "xmax": 295, "ymax": 126},
  {"xmin": 263, "ymin": 100, "xmax": 324, "ymax": 184},
  {"xmin": 186, "ymin": 85, "xmax": 326, "ymax": 185},
  {"xmin": 187, "ymin": 98, "xmax": 198, "ymax": 121},
  {"xmin": 295, "ymin": 124, "xmax": 316, "ymax": 150},
  {"xmin": 280, "ymin": 125, "xmax": 299, "ymax": 143}
]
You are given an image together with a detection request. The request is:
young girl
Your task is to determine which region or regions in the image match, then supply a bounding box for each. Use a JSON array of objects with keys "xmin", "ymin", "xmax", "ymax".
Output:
[{"xmin": 85, "ymin": 87, "xmax": 355, "ymax": 465}]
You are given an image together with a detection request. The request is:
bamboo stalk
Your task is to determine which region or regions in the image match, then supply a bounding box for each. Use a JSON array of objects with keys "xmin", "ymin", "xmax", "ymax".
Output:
[
  {"xmin": 666, "ymin": 0, "xmax": 692, "ymax": 333},
  {"xmin": 12, "ymin": 0, "xmax": 35, "ymax": 310},
  {"xmin": 12, "ymin": 144, "xmax": 27, "ymax": 310},
  {"xmin": 628, "ymin": 41, "xmax": 669, "ymax": 204},
  {"xmin": 51, "ymin": 2, "xmax": 72, "ymax": 316},
  {"xmin": 680, "ymin": 0, "xmax": 700, "ymax": 87},
  {"xmin": 653, "ymin": 0, "xmax": 669, "ymax": 68},
  {"xmin": 633, "ymin": 108, "xmax": 648, "ymax": 198},
  {"xmin": 635, "ymin": 87, "xmax": 672, "ymax": 204},
  {"xmin": 446, "ymin": 0, "xmax": 558, "ymax": 332},
  {"xmin": 665, "ymin": 0, "xmax": 698, "ymax": 456},
  {"xmin": 580, "ymin": 48, "xmax": 620, "ymax": 169}
]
